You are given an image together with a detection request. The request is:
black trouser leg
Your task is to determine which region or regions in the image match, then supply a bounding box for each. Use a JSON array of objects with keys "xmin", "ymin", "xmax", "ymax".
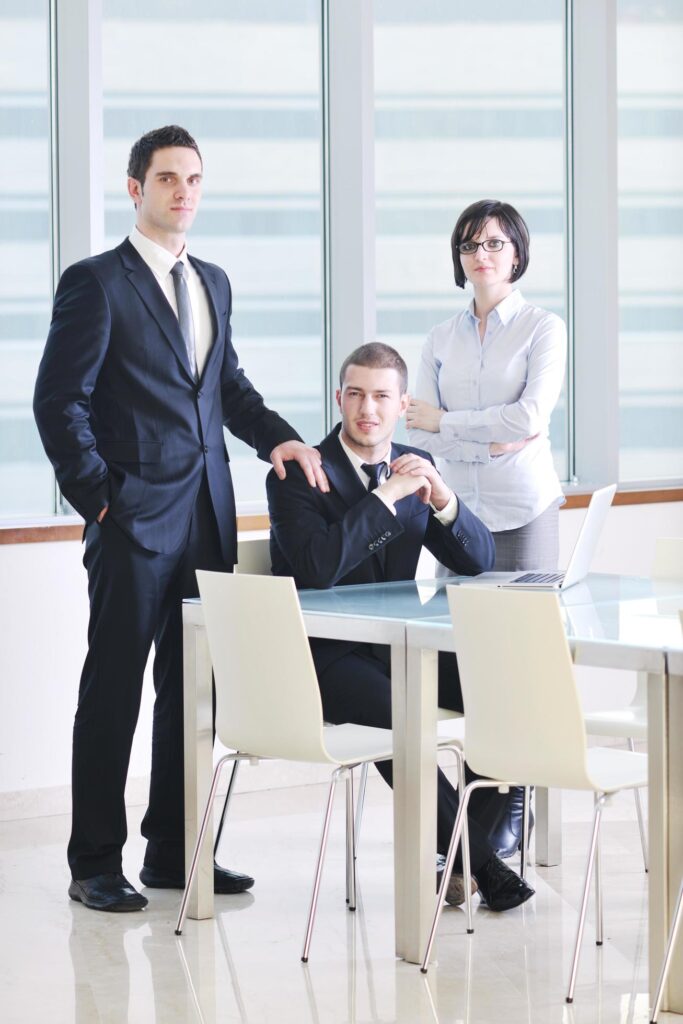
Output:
[
  {"xmin": 68, "ymin": 517, "xmax": 181, "ymax": 879},
  {"xmin": 141, "ymin": 478, "xmax": 229, "ymax": 874},
  {"xmin": 318, "ymin": 649, "xmax": 493, "ymax": 873}
]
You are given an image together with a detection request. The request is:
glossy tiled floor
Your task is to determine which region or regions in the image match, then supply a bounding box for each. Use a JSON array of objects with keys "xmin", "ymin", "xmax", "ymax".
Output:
[{"xmin": 1, "ymin": 778, "xmax": 677, "ymax": 1024}]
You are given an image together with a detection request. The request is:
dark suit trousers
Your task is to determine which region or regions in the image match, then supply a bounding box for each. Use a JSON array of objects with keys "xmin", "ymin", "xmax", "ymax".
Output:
[
  {"xmin": 318, "ymin": 648, "xmax": 509, "ymax": 874},
  {"xmin": 68, "ymin": 477, "xmax": 229, "ymax": 879}
]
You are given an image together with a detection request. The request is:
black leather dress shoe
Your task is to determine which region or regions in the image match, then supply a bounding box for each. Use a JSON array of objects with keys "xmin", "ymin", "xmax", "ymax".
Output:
[
  {"xmin": 140, "ymin": 861, "xmax": 254, "ymax": 894},
  {"xmin": 69, "ymin": 873, "xmax": 148, "ymax": 912},
  {"xmin": 489, "ymin": 786, "xmax": 535, "ymax": 859},
  {"xmin": 475, "ymin": 854, "xmax": 535, "ymax": 912}
]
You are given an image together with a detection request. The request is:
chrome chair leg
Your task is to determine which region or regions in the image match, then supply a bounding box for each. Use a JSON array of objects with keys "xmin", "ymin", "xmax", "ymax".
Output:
[
  {"xmin": 345, "ymin": 769, "xmax": 357, "ymax": 910},
  {"xmin": 176, "ymin": 753, "xmax": 233, "ymax": 936},
  {"xmin": 566, "ymin": 795, "xmax": 604, "ymax": 1003},
  {"xmin": 650, "ymin": 880, "xmax": 683, "ymax": 1023},
  {"xmin": 628, "ymin": 738, "xmax": 648, "ymax": 872},
  {"xmin": 302, "ymin": 768, "xmax": 342, "ymax": 963},
  {"xmin": 520, "ymin": 785, "xmax": 531, "ymax": 880},
  {"xmin": 421, "ymin": 789, "xmax": 471, "ymax": 972},
  {"xmin": 213, "ymin": 758, "xmax": 241, "ymax": 857},
  {"xmin": 421, "ymin": 778, "xmax": 502, "ymax": 973},
  {"xmin": 453, "ymin": 750, "xmax": 474, "ymax": 934},
  {"xmin": 594, "ymin": 795, "xmax": 604, "ymax": 947},
  {"xmin": 354, "ymin": 762, "xmax": 369, "ymax": 859}
]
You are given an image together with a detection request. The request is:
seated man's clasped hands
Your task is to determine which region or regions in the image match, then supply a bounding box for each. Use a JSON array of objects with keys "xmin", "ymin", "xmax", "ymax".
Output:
[{"xmin": 267, "ymin": 342, "xmax": 535, "ymax": 912}]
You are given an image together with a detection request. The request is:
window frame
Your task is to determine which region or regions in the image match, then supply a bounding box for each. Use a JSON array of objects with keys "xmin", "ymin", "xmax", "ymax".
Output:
[{"xmin": 4, "ymin": 0, "xmax": 681, "ymax": 526}]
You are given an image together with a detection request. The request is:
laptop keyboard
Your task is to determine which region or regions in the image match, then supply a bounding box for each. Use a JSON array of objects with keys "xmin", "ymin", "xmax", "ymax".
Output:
[{"xmin": 511, "ymin": 571, "xmax": 565, "ymax": 585}]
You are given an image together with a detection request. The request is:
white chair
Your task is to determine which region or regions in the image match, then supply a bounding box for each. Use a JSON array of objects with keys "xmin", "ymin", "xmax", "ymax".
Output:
[
  {"xmin": 175, "ymin": 571, "xmax": 471, "ymax": 958},
  {"xmin": 583, "ymin": 536, "xmax": 683, "ymax": 872},
  {"xmin": 650, "ymin": 879, "xmax": 683, "ymax": 1022},
  {"xmin": 221, "ymin": 538, "xmax": 468, "ymax": 868},
  {"xmin": 420, "ymin": 586, "xmax": 648, "ymax": 1006},
  {"xmin": 235, "ymin": 535, "xmax": 271, "ymax": 575}
]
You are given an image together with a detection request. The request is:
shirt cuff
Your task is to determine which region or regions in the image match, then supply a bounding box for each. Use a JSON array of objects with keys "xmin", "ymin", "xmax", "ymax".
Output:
[
  {"xmin": 371, "ymin": 490, "xmax": 397, "ymax": 516},
  {"xmin": 431, "ymin": 491, "xmax": 458, "ymax": 525}
]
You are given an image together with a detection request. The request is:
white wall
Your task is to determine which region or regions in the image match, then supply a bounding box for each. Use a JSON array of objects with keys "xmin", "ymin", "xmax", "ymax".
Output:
[{"xmin": 1, "ymin": 500, "xmax": 681, "ymax": 821}]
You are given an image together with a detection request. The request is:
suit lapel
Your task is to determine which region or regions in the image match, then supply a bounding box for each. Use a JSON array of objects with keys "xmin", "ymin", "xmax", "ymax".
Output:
[
  {"xmin": 118, "ymin": 239, "xmax": 195, "ymax": 383},
  {"xmin": 319, "ymin": 429, "xmax": 368, "ymax": 509}
]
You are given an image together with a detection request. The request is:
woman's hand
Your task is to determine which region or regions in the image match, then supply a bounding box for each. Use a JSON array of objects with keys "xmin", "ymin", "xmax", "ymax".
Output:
[
  {"xmin": 406, "ymin": 398, "xmax": 444, "ymax": 433},
  {"xmin": 489, "ymin": 434, "xmax": 539, "ymax": 457}
]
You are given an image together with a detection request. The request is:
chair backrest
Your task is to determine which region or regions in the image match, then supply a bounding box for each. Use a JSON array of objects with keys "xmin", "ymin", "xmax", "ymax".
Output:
[
  {"xmin": 236, "ymin": 536, "xmax": 272, "ymax": 576},
  {"xmin": 652, "ymin": 537, "xmax": 683, "ymax": 580},
  {"xmin": 447, "ymin": 585, "xmax": 596, "ymax": 791},
  {"xmin": 196, "ymin": 571, "xmax": 333, "ymax": 763}
]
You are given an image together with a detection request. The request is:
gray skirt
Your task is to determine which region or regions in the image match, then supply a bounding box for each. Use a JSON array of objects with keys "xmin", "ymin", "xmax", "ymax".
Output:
[{"xmin": 491, "ymin": 501, "xmax": 560, "ymax": 573}]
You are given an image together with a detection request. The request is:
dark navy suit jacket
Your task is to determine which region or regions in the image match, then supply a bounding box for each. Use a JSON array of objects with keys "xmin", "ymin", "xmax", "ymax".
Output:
[
  {"xmin": 34, "ymin": 238, "xmax": 299, "ymax": 564},
  {"xmin": 267, "ymin": 424, "xmax": 495, "ymax": 673}
]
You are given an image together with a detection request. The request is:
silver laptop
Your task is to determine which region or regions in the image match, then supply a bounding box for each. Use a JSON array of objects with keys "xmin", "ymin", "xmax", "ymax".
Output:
[{"xmin": 467, "ymin": 484, "xmax": 617, "ymax": 591}]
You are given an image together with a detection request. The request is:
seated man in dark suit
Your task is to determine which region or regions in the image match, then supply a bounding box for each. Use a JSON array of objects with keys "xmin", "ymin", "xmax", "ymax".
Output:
[{"xmin": 266, "ymin": 342, "xmax": 534, "ymax": 911}]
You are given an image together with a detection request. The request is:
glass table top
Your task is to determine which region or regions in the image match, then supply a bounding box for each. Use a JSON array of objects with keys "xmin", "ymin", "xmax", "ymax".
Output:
[
  {"xmin": 297, "ymin": 574, "xmax": 683, "ymax": 652},
  {"xmin": 298, "ymin": 573, "xmax": 683, "ymax": 615}
]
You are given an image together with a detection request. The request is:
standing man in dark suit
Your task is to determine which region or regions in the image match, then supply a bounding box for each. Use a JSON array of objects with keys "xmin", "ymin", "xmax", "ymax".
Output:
[
  {"xmin": 267, "ymin": 343, "xmax": 534, "ymax": 911},
  {"xmin": 33, "ymin": 125, "xmax": 327, "ymax": 913}
]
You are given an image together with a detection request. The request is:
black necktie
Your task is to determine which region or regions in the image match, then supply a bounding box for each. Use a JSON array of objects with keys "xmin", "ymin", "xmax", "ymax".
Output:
[
  {"xmin": 170, "ymin": 261, "xmax": 197, "ymax": 378},
  {"xmin": 361, "ymin": 461, "xmax": 386, "ymax": 492}
]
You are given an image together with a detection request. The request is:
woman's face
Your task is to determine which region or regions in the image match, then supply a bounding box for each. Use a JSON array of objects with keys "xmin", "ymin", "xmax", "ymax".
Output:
[{"xmin": 460, "ymin": 217, "xmax": 518, "ymax": 289}]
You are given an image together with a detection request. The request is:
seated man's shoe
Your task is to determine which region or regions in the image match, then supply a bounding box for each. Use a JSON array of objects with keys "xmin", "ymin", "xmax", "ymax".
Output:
[
  {"xmin": 140, "ymin": 861, "xmax": 254, "ymax": 894},
  {"xmin": 475, "ymin": 854, "xmax": 535, "ymax": 912},
  {"xmin": 69, "ymin": 873, "xmax": 148, "ymax": 912},
  {"xmin": 436, "ymin": 854, "xmax": 479, "ymax": 906},
  {"xmin": 489, "ymin": 786, "xmax": 535, "ymax": 860},
  {"xmin": 436, "ymin": 869, "xmax": 479, "ymax": 907}
]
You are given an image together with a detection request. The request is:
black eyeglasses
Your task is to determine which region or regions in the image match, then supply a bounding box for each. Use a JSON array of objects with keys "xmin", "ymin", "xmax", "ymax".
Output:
[{"xmin": 457, "ymin": 239, "xmax": 513, "ymax": 255}]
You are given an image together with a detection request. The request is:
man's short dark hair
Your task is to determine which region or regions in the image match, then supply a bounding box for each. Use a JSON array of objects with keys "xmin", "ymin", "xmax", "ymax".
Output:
[
  {"xmin": 451, "ymin": 199, "xmax": 530, "ymax": 289},
  {"xmin": 127, "ymin": 125, "xmax": 202, "ymax": 185},
  {"xmin": 339, "ymin": 343, "xmax": 409, "ymax": 394}
]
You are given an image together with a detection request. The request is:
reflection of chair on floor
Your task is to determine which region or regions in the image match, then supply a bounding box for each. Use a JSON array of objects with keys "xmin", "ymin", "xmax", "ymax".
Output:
[
  {"xmin": 650, "ymin": 878, "xmax": 683, "ymax": 1023},
  {"xmin": 583, "ymin": 536, "xmax": 683, "ymax": 873},
  {"xmin": 176, "ymin": 571, "xmax": 470, "ymax": 958},
  {"xmin": 421, "ymin": 586, "xmax": 648, "ymax": 1006}
]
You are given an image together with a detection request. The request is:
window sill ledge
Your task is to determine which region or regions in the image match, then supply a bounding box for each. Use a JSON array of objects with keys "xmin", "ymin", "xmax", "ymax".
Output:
[{"xmin": 1, "ymin": 488, "xmax": 680, "ymax": 545}]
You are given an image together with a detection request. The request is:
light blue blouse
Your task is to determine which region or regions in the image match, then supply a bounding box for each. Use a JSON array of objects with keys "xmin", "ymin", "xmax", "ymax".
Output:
[{"xmin": 409, "ymin": 289, "xmax": 566, "ymax": 532}]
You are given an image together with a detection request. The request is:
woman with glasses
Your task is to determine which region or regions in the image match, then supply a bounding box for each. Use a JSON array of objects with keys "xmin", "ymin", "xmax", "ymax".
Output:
[{"xmin": 406, "ymin": 198, "xmax": 567, "ymax": 858}]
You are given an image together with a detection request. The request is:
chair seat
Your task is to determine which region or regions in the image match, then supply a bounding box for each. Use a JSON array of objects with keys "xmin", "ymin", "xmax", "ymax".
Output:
[
  {"xmin": 322, "ymin": 723, "xmax": 394, "ymax": 765},
  {"xmin": 586, "ymin": 746, "xmax": 647, "ymax": 793},
  {"xmin": 584, "ymin": 706, "xmax": 647, "ymax": 740}
]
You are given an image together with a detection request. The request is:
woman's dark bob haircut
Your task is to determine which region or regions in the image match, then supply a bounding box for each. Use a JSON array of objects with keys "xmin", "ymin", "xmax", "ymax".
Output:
[{"xmin": 451, "ymin": 200, "xmax": 530, "ymax": 289}]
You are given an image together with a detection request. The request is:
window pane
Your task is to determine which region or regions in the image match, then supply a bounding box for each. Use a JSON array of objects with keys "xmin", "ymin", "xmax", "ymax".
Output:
[
  {"xmin": 374, "ymin": 0, "xmax": 568, "ymax": 479},
  {"xmin": 0, "ymin": 1, "xmax": 54, "ymax": 516},
  {"xmin": 617, "ymin": 1, "xmax": 683, "ymax": 482},
  {"xmin": 102, "ymin": 0, "xmax": 323, "ymax": 510}
]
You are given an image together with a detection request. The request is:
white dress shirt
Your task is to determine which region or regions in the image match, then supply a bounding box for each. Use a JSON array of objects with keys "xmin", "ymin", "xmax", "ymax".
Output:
[
  {"xmin": 410, "ymin": 289, "xmax": 566, "ymax": 532},
  {"xmin": 337, "ymin": 433, "xmax": 457, "ymax": 525},
  {"xmin": 128, "ymin": 226, "xmax": 214, "ymax": 377}
]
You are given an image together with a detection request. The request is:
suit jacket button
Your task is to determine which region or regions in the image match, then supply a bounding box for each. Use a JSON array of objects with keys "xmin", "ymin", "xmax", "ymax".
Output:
[
  {"xmin": 197, "ymin": 388, "xmax": 203, "ymax": 398},
  {"xmin": 203, "ymin": 445, "xmax": 209, "ymax": 453}
]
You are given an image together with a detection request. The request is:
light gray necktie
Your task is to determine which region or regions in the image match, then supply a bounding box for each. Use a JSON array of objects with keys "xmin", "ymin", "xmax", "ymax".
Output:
[{"xmin": 170, "ymin": 261, "xmax": 197, "ymax": 378}]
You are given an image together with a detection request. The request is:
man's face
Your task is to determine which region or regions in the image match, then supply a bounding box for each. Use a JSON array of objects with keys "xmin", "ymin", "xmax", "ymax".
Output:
[
  {"xmin": 336, "ymin": 364, "xmax": 409, "ymax": 458},
  {"xmin": 127, "ymin": 146, "xmax": 203, "ymax": 242}
]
